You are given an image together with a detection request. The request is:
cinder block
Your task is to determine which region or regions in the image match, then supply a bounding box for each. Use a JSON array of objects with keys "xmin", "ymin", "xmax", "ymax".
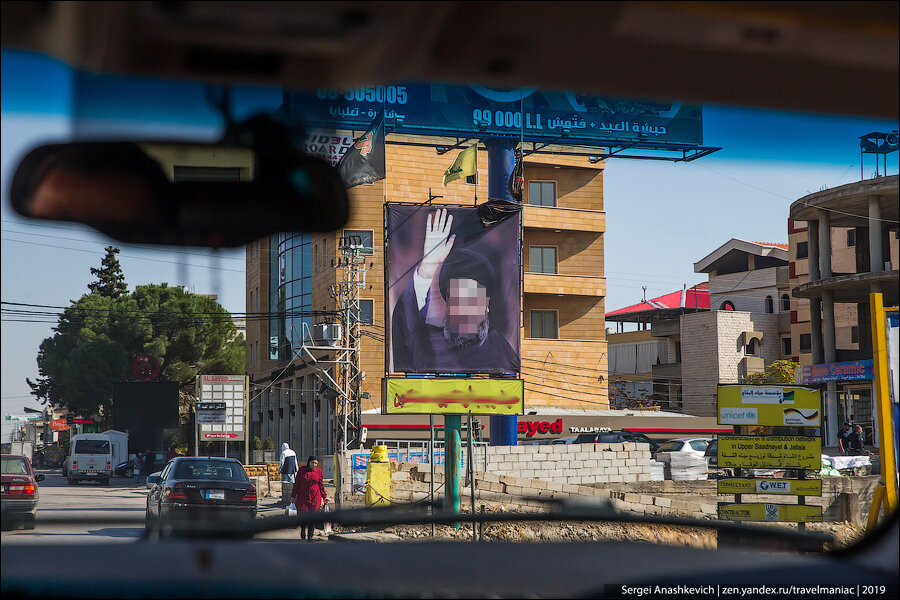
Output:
[
  {"xmin": 700, "ymin": 503, "xmax": 717, "ymax": 514},
  {"xmin": 608, "ymin": 474, "xmax": 624, "ymax": 483},
  {"xmin": 654, "ymin": 497, "xmax": 672, "ymax": 508},
  {"xmin": 594, "ymin": 474, "xmax": 610, "ymax": 483},
  {"xmin": 616, "ymin": 451, "xmax": 629, "ymax": 459}
]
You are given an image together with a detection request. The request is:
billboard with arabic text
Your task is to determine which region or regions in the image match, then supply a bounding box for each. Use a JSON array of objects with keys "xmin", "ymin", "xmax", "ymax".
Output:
[{"xmin": 383, "ymin": 378, "xmax": 524, "ymax": 415}]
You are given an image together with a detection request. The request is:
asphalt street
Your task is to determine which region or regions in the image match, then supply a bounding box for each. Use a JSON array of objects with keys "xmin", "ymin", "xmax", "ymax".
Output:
[{"xmin": 1, "ymin": 469, "xmax": 327, "ymax": 544}]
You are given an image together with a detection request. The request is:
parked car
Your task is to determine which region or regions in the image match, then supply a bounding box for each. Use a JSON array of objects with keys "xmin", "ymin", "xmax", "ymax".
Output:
[
  {"xmin": 653, "ymin": 437, "xmax": 711, "ymax": 462},
  {"xmin": 145, "ymin": 457, "xmax": 257, "ymax": 529},
  {"xmin": 550, "ymin": 437, "xmax": 577, "ymax": 445},
  {"xmin": 1, "ymin": 455, "xmax": 44, "ymax": 530},
  {"xmin": 574, "ymin": 431, "xmax": 661, "ymax": 453},
  {"xmin": 115, "ymin": 451, "xmax": 169, "ymax": 479}
]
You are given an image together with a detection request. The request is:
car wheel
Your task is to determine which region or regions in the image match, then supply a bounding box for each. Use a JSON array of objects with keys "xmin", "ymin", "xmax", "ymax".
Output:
[{"xmin": 67, "ymin": 476, "xmax": 75, "ymax": 485}]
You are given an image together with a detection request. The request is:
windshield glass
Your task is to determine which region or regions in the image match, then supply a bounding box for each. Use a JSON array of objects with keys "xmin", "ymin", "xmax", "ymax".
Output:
[
  {"xmin": 1, "ymin": 37, "xmax": 897, "ymax": 570},
  {"xmin": 174, "ymin": 461, "xmax": 247, "ymax": 481},
  {"xmin": 1, "ymin": 457, "xmax": 30, "ymax": 475},
  {"xmin": 73, "ymin": 440, "xmax": 110, "ymax": 455}
]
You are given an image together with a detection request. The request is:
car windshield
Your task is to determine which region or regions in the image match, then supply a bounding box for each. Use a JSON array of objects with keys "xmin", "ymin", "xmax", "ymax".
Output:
[
  {"xmin": 1, "ymin": 457, "xmax": 30, "ymax": 475},
  {"xmin": 0, "ymin": 6, "xmax": 897, "ymax": 586},
  {"xmin": 174, "ymin": 461, "xmax": 247, "ymax": 481},
  {"xmin": 73, "ymin": 440, "xmax": 110, "ymax": 455},
  {"xmin": 657, "ymin": 441, "xmax": 685, "ymax": 452}
]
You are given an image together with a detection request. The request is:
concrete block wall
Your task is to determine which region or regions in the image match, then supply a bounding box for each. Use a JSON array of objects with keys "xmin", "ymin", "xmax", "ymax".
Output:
[{"xmin": 484, "ymin": 442, "xmax": 652, "ymax": 485}]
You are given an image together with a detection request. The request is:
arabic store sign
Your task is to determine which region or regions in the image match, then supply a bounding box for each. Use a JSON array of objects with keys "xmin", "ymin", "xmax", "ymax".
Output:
[
  {"xmin": 383, "ymin": 378, "xmax": 524, "ymax": 415},
  {"xmin": 717, "ymin": 436, "xmax": 821, "ymax": 469},
  {"xmin": 801, "ymin": 360, "xmax": 874, "ymax": 384},
  {"xmin": 717, "ymin": 385, "xmax": 821, "ymax": 427},
  {"xmin": 289, "ymin": 84, "xmax": 703, "ymax": 146},
  {"xmin": 716, "ymin": 478, "xmax": 822, "ymax": 496},
  {"xmin": 717, "ymin": 503, "xmax": 823, "ymax": 523}
]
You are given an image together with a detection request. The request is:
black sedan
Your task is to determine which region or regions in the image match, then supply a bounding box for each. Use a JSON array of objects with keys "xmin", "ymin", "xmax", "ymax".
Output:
[{"xmin": 145, "ymin": 457, "xmax": 257, "ymax": 531}]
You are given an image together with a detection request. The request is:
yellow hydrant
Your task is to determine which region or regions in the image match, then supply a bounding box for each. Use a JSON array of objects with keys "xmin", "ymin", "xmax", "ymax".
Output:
[{"xmin": 365, "ymin": 445, "xmax": 391, "ymax": 506}]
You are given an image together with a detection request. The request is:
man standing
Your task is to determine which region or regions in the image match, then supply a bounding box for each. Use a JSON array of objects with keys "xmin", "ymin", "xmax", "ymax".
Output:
[
  {"xmin": 280, "ymin": 443, "xmax": 298, "ymax": 483},
  {"xmin": 133, "ymin": 451, "xmax": 143, "ymax": 484},
  {"xmin": 837, "ymin": 422, "xmax": 854, "ymax": 456}
]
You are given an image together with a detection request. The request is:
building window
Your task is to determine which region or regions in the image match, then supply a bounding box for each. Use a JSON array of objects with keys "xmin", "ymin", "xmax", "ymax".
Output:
[
  {"xmin": 781, "ymin": 337, "xmax": 792, "ymax": 356},
  {"xmin": 745, "ymin": 338, "xmax": 759, "ymax": 356},
  {"xmin": 720, "ymin": 300, "xmax": 736, "ymax": 311},
  {"xmin": 765, "ymin": 295, "xmax": 774, "ymax": 314},
  {"xmin": 342, "ymin": 230, "xmax": 374, "ymax": 255},
  {"xmin": 846, "ymin": 229, "xmax": 856, "ymax": 247},
  {"xmin": 527, "ymin": 181, "xmax": 556, "ymax": 207},
  {"xmin": 359, "ymin": 299, "xmax": 374, "ymax": 325},
  {"xmin": 850, "ymin": 326, "xmax": 859, "ymax": 344},
  {"xmin": 796, "ymin": 241, "xmax": 808, "ymax": 259},
  {"xmin": 780, "ymin": 293, "xmax": 791, "ymax": 312},
  {"xmin": 466, "ymin": 173, "xmax": 478, "ymax": 185},
  {"xmin": 799, "ymin": 333, "xmax": 811, "ymax": 351},
  {"xmin": 313, "ymin": 244, "xmax": 319, "ymax": 273},
  {"xmin": 530, "ymin": 310, "xmax": 558, "ymax": 339},
  {"xmin": 529, "ymin": 246, "xmax": 557, "ymax": 274}
]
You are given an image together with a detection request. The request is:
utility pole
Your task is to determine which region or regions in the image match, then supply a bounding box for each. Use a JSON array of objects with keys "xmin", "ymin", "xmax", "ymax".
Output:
[{"xmin": 331, "ymin": 234, "xmax": 367, "ymax": 507}]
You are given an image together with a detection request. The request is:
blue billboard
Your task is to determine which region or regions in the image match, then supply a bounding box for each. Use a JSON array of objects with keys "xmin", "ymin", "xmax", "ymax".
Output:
[
  {"xmin": 801, "ymin": 360, "xmax": 875, "ymax": 384},
  {"xmin": 289, "ymin": 83, "xmax": 703, "ymax": 146}
]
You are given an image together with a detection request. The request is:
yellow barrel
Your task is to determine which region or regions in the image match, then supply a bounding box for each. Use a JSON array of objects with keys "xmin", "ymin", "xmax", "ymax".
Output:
[{"xmin": 365, "ymin": 445, "xmax": 391, "ymax": 506}]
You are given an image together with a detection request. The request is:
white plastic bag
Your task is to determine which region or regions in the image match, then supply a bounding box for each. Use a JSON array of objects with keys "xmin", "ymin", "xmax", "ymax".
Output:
[
  {"xmin": 322, "ymin": 503, "xmax": 333, "ymax": 535},
  {"xmin": 285, "ymin": 502, "xmax": 297, "ymax": 517}
]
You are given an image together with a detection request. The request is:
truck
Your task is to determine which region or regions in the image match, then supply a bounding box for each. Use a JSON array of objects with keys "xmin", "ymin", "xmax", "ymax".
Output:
[{"xmin": 100, "ymin": 430, "xmax": 129, "ymax": 475}]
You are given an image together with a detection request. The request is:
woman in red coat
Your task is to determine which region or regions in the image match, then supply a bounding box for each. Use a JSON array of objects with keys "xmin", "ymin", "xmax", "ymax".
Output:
[{"xmin": 291, "ymin": 456, "xmax": 328, "ymax": 540}]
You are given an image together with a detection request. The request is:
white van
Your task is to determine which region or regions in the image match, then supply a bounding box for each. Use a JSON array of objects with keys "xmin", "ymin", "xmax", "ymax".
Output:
[{"xmin": 64, "ymin": 433, "xmax": 114, "ymax": 485}]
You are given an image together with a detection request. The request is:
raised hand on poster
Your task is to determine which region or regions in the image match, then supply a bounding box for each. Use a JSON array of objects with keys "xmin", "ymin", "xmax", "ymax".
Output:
[{"xmin": 417, "ymin": 208, "xmax": 456, "ymax": 280}]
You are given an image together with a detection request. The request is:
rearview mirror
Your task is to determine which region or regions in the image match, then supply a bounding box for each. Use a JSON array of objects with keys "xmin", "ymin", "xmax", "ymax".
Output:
[{"xmin": 9, "ymin": 137, "xmax": 350, "ymax": 247}]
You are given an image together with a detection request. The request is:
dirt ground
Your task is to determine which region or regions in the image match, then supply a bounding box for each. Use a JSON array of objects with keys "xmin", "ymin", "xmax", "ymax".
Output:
[{"xmin": 333, "ymin": 501, "xmax": 867, "ymax": 551}]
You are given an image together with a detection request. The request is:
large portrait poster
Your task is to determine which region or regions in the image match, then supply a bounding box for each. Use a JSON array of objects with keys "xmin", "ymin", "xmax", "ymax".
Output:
[{"xmin": 387, "ymin": 204, "xmax": 521, "ymax": 374}]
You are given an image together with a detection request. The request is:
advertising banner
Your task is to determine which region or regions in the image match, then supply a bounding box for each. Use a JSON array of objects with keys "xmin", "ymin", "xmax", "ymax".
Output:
[
  {"xmin": 716, "ymin": 478, "xmax": 822, "ymax": 496},
  {"xmin": 717, "ymin": 436, "xmax": 821, "ymax": 469},
  {"xmin": 197, "ymin": 375, "xmax": 247, "ymax": 442},
  {"xmin": 717, "ymin": 385, "xmax": 821, "ymax": 427},
  {"xmin": 303, "ymin": 130, "xmax": 354, "ymax": 166},
  {"xmin": 384, "ymin": 378, "xmax": 524, "ymax": 415},
  {"xmin": 800, "ymin": 360, "xmax": 874, "ymax": 384},
  {"xmin": 717, "ymin": 503, "xmax": 823, "ymax": 523},
  {"xmin": 386, "ymin": 204, "xmax": 520, "ymax": 374},
  {"xmin": 290, "ymin": 84, "xmax": 703, "ymax": 146}
]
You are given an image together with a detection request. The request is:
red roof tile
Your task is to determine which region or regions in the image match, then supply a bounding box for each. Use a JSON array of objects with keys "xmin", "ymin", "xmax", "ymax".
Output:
[
  {"xmin": 751, "ymin": 241, "xmax": 789, "ymax": 250},
  {"xmin": 606, "ymin": 283, "xmax": 710, "ymax": 317}
]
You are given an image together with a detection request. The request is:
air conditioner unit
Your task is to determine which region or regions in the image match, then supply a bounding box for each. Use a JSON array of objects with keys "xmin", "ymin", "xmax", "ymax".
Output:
[{"xmin": 313, "ymin": 323, "xmax": 342, "ymax": 346}]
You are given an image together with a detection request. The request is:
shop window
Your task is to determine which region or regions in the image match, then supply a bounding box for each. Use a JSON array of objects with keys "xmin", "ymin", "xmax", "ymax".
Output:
[
  {"xmin": 765, "ymin": 296, "xmax": 774, "ymax": 314},
  {"xmin": 720, "ymin": 300, "xmax": 736, "ymax": 311},
  {"xmin": 799, "ymin": 333, "xmax": 811, "ymax": 351},
  {"xmin": 796, "ymin": 241, "xmax": 808, "ymax": 259},
  {"xmin": 527, "ymin": 181, "xmax": 556, "ymax": 207},
  {"xmin": 529, "ymin": 246, "xmax": 557, "ymax": 274},
  {"xmin": 781, "ymin": 337, "xmax": 792, "ymax": 356},
  {"xmin": 530, "ymin": 310, "xmax": 558, "ymax": 339},
  {"xmin": 342, "ymin": 229, "xmax": 374, "ymax": 255},
  {"xmin": 780, "ymin": 293, "xmax": 791, "ymax": 312}
]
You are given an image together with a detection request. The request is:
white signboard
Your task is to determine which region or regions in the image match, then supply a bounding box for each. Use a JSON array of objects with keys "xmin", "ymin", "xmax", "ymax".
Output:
[
  {"xmin": 740, "ymin": 387, "xmax": 791, "ymax": 404},
  {"xmin": 197, "ymin": 375, "xmax": 247, "ymax": 441}
]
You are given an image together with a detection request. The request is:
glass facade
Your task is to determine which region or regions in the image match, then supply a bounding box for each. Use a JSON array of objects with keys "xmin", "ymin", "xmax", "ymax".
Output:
[{"xmin": 270, "ymin": 233, "xmax": 314, "ymax": 363}]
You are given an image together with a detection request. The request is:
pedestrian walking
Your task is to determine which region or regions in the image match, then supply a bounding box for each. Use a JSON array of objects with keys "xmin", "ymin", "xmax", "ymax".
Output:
[
  {"xmin": 133, "ymin": 451, "xmax": 143, "ymax": 484},
  {"xmin": 849, "ymin": 424, "xmax": 866, "ymax": 455},
  {"xmin": 837, "ymin": 422, "xmax": 854, "ymax": 456},
  {"xmin": 290, "ymin": 456, "xmax": 328, "ymax": 541},
  {"xmin": 279, "ymin": 443, "xmax": 299, "ymax": 484}
]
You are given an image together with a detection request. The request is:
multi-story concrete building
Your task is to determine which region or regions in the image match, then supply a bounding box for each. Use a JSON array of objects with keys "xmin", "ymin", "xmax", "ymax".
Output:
[
  {"xmin": 245, "ymin": 137, "xmax": 608, "ymax": 456},
  {"xmin": 788, "ymin": 175, "xmax": 899, "ymax": 445}
]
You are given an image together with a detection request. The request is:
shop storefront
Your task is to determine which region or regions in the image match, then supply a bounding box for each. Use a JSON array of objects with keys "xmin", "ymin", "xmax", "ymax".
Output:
[{"xmin": 801, "ymin": 360, "xmax": 877, "ymax": 447}]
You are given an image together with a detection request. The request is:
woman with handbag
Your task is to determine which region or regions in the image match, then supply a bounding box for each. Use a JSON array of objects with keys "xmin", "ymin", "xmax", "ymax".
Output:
[{"xmin": 290, "ymin": 456, "xmax": 328, "ymax": 540}]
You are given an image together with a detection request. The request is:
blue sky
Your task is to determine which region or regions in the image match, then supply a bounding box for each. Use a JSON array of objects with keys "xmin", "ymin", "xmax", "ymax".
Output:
[{"xmin": 2, "ymin": 50, "xmax": 898, "ymax": 441}]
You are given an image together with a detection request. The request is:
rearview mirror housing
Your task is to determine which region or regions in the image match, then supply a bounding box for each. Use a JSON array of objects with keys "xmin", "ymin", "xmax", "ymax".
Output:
[{"xmin": 9, "ymin": 138, "xmax": 350, "ymax": 247}]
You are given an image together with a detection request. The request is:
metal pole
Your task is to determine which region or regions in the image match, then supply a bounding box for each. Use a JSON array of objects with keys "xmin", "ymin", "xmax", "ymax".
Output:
[
  {"xmin": 445, "ymin": 415, "xmax": 462, "ymax": 529},
  {"xmin": 430, "ymin": 414, "xmax": 435, "ymax": 537},
  {"xmin": 467, "ymin": 412, "xmax": 476, "ymax": 542}
]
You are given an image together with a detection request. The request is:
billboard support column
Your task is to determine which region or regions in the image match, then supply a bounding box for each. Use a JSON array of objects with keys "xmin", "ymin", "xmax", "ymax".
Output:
[
  {"xmin": 485, "ymin": 136, "xmax": 520, "ymax": 447},
  {"xmin": 445, "ymin": 414, "xmax": 462, "ymax": 527}
]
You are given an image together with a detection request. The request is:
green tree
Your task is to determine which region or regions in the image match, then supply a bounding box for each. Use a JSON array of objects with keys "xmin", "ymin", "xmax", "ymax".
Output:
[
  {"xmin": 88, "ymin": 246, "xmax": 128, "ymax": 298},
  {"xmin": 27, "ymin": 283, "xmax": 245, "ymax": 423},
  {"xmin": 744, "ymin": 359, "xmax": 800, "ymax": 385}
]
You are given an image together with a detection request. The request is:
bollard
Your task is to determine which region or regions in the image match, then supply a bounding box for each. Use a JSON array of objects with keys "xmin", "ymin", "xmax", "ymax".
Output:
[{"xmin": 365, "ymin": 445, "xmax": 391, "ymax": 506}]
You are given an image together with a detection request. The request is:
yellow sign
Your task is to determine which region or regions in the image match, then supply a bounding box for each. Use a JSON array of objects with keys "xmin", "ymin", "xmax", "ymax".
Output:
[
  {"xmin": 383, "ymin": 378, "xmax": 524, "ymax": 415},
  {"xmin": 717, "ymin": 478, "xmax": 822, "ymax": 496},
  {"xmin": 718, "ymin": 503, "xmax": 823, "ymax": 523},
  {"xmin": 717, "ymin": 385, "xmax": 821, "ymax": 427},
  {"xmin": 717, "ymin": 436, "xmax": 821, "ymax": 469}
]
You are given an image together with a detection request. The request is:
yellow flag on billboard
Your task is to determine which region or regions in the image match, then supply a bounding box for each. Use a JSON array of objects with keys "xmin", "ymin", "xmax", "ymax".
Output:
[{"xmin": 442, "ymin": 145, "xmax": 477, "ymax": 186}]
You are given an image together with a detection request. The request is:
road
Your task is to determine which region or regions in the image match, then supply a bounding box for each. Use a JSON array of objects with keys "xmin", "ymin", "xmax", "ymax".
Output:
[{"xmin": 1, "ymin": 469, "xmax": 317, "ymax": 545}]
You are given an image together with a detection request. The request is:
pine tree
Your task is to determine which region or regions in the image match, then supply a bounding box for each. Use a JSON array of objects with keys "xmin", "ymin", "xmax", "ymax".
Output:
[{"xmin": 88, "ymin": 246, "xmax": 128, "ymax": 298}]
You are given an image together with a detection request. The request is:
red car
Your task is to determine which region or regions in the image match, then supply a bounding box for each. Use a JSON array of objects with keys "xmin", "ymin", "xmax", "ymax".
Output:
[{"xmin": 1, "ymin": 455, "xmax": 44, "ymax": 530}]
